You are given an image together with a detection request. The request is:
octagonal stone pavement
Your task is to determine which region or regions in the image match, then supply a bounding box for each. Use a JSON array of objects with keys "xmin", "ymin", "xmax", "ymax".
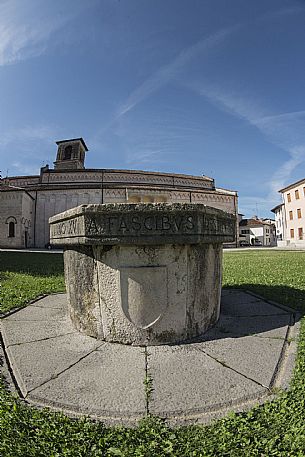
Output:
[{"xmin": 0, "ymin": 290, "xmax": 300, "ymax": 426}]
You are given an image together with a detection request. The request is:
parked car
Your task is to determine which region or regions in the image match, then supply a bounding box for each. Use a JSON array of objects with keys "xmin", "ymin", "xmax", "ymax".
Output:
[
  {"xmin": 252, "ymin": 239, "xmax": 262, "ymax": 246},
  {"xmin": 239, "ymin": 240, "xmax": 250, "ymax": 247}
]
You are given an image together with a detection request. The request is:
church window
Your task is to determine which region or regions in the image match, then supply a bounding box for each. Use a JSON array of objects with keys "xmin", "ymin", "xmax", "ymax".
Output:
[
  {"xmin": 63, "ymin": 145, "xmax": 72, "ymax": 160},
  {"xmin": 8, "ymin": 221, "xmax": 15, "ymax": 237}
]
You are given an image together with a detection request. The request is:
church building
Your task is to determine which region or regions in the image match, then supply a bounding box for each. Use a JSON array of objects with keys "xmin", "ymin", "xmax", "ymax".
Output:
[{"xmin": 0, "ymin": 138, "xmax": 238, "ymax": 249}]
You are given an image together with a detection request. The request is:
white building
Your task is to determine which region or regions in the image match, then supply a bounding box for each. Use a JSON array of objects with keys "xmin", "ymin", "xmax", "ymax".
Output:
[
  {"xmin": 0, "ymin": 138, "xmax": 238, "ymax": 249},
  {"xmin": 271, "ymin": 203, "xmax": 286, "ymax": 246},
  {"xmin": 276, "ymin": 178, "xmax": 305, "ymax": 247},
  {"xmin": 239, "ymin": 217, "xmax": 276, "ymax": 246}
]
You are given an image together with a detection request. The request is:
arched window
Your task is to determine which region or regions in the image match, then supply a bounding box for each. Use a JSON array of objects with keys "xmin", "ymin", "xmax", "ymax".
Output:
[
  {"xmin": 6, "ymin": 216, "xmax": 17, "ymax": 238},
  {"xmin": 63, "ymin": 145, "xmax": 72, "ymax": 160},
  {"xmin": 8, "ymin": 221, "xmax": 15, "ymax": 237}
]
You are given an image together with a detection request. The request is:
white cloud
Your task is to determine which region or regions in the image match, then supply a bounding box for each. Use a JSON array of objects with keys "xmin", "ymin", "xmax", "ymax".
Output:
[
  {"xmin": 0, "ymin": 125, "xmax": 56, "ymax": 147},
  {"xmin": 10, "ymin": 161, "xmax": 40, "ymax": 177},
  {"xmin": 238, "ymin": 195, "xmax": 279, "ymax": 218},
  {"xmin": 115, "ymin": 24, "xmax": 240, "ymax": 119},
  {"xmin": 261, "ymin": 6, "xmax": 305, "ymax": 21},
  {"xmin": 254, "ymin": 112, "xmax": 305, "ymax": 195},
  {"xmin": 194, "ymin": 82, "xmax": 266, "ymax": 123},
  {"xmin": 0, "ymin": 124, "xmax": 63, "ymax": 176},
  {"xmin": 268, "ymin": 146, "xmax": 305, "ymax": 195},
  {"xmin": 0, "ymin": 0, "xmax": 95, "ymax": 65},
  {"xmin": 126, "ymin": 148, "xmax": 170, "ymax": 167},
  {"xmin": 191, "ymin": 82, "xmax": 305, "ymax": 198},
  {"xmin": 92, "ymin": 24, "xmax": 240, "ymax": 166}
]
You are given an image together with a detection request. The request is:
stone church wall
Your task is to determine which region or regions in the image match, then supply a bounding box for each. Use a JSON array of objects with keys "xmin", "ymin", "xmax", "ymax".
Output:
[
  {"xmin": 35, "ymin": 189, "xmax": 107, "ymax": 247},
  {"xmin": 33, "ymin": 186, "xmax": 236, "ymax": 248},
  {"xmin": 1, "ymin": 138, "xmax": 237, "ymax": 248},
  {"xmin": 0, "ymin": 191, "xmax": 34, "ymax": 248}
]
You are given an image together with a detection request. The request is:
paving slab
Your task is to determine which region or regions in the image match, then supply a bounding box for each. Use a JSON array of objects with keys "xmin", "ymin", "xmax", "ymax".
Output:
[
  {"xmin": 29, "ymin": 343, "xmax": 146, "ymax": 424},
  {"xmin": 4, "ymin": 303, "xmax": 66, "ymax": 322},
  {"xmin": 202, "ymin": 314, "xmax": 291, "ymax": 341},
  {"xmin": 221, "ymin": 290, "xmax": 263, "ymax": 305},
  {"xmin": 147, "ymin": 344, "xmax": 267, "ymax": 418},
  {"xmin": 1, "ymin": 315, "xmax": 75, "ymax": 346},
  {"xmin": 0, "ymin": 289, "xmax": 300, "ymax": 427},
  {"xmin": 197, "ymin": 335, "xmax": 285, "ymax": 387},
  {"xmin": 29, "ymin": 294, "xmax": 67, "ymax": 309},
  {"xmin": 221, "ymin": 298, "xmax": 290, "ymax": 317},
  {"xmin": 272, "ymin": 317, "xmax": 301, "ymax": 390},
  {"xmin": 4, "ymin": 332, "xmax": 102, "ymax": 396}
]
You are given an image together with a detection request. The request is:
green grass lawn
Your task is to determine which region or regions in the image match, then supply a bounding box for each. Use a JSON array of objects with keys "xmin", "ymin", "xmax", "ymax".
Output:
[
  {"xmin": 0, "ymin": 250, "xmax": 305, "ymax": 456},
  {"xmin": 0, "ymin": 251, "xmax": 65, "ymax": 314}
]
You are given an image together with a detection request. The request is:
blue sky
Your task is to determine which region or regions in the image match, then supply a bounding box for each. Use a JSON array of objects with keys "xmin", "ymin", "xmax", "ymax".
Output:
[{"xmin": 0, "ymin": 0, "xmax": 305, "ymax": 218}]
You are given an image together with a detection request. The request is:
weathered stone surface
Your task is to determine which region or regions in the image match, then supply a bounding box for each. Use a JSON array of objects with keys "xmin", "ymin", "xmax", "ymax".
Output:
[
  {"xmin": 0, "ymin": 290, "xmax": 299, "ymax": 426},
  {"xmin": 60, "ymin": 242, "xmax": 224, "ymax": 345},
  {"xmin": 29, "ymin": 343, "xmax": 146, "ymax": 423},
  {"xmin": 4, "ymin": 302, "xmax": 66, "ymax": 322},
  {"xmin": 200, "ymin": 335, "xmax": 286, "ymax": 387},
  {"xmin": 64, "ymin": 246, "xmax": 102, "ymax": 339},
  {"xmin": 1, "ymin": 315, "xmax": 75, "ymax": 346},
  {"xmin": 201, "ymin": 314, "xmax": 291, "ymax": 341},
  {"xmin": 96, "ymin": 244, "xmax": 189, "ymax": 345},
  {"xmin": 148, "ymin": 344, "xmax": 266, "ymax": 418},
  {"xmin": 49, "ymin": 203, "xmax": 236, "ymax": 246},
  {"xmin": 50, "ymin": 203, "xmax": 235, "ymax": 345},
  {"xmin": 4, "ymin": 333, "xmax": 102, "ymax": 397},
  {"xmin": 221, "ymin": 289, "xmax": 293, "ymax": 316},
  {"xmin": 186, "ymin": 244, "xmax": 222, "ymax": 339}
]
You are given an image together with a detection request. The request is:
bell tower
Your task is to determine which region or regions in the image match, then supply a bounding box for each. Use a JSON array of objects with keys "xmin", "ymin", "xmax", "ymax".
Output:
[{"xmin": 54, "ymin": 138, "xmax": 88, "ymax": 170}]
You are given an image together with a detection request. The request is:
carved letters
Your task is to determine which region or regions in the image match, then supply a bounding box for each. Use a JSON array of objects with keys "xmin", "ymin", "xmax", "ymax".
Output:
[
  {"xmin": 51, "ymin": 218, "xmax": 79, "ymax": 237},
  {"xmin": 85, "ymin": 213, "xmax": 195, "ymax": 236},
  {"xmin": 51, "ymin": 210, "xmax": 235, "ymax": 240}
]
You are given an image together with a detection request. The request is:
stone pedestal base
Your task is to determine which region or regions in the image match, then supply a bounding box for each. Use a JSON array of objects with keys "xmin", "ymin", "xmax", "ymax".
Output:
[
  {"xmin": 50, "ymin": 203, "xmax": 235, "ymax": 346},
  {"xmin": 64, "ymin": 243, "xmax": 222, "ymax": 345}
]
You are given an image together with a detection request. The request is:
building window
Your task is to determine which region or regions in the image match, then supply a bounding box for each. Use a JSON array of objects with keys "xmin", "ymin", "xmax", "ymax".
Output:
[
  {"xmin": 289, "ymin": 210, "xmax": 293, "ymax": 220},
  {"xmin": 298, "ymin": 227, "xmax": 303, "ymax": 240},
  {"xmin": 241, "ymin": 229, "xmax": 250, "ymax": 234},
  {"xmin": 303, "ymin": 187, "xmax": 305, "ymax": 197},
  {"xmin": 295, "ymin": 189, "xmax": 300, "ymax": 199},
  {"xmin": 8, "ymin": 221, "xmax": 15, "ymax": 237},
  {"xmin": 63, "ymin": 145, "xmax": 72, "ymax": 160},
  {"xmin": 287, "ymin": 193, "xmax": 291, "ymax": 202},
  {"xmin": 297, "ymin": 208, "xmax": 302, "ymax": 219},
  {"xmin": 6, "ymin": 217, "xmax": 17, "ymax": 238},
  {"xmin": 290, "ymin": 228, "xmax": 294, "ymax": 238}
]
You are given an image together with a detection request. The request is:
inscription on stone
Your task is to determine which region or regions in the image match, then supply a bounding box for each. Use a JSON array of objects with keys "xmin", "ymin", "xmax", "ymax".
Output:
[
  {"xmin": 50, "ymin": 218, "xmax": 79, "ymax": 237},
  {"xmin": 85, "ymin": 213, "xmax": 195, "ymax": 236},
  {"xmin": 50, "ymin": 204, "xmax": 236, "ymax": 244},
  {"xmin": 49, "ymin": 203, "xmax": 235, "ymax": 345}
]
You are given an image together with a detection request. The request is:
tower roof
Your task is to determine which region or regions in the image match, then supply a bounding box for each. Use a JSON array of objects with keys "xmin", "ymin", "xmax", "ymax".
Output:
[{"xmin": 55, "ymin": 138, "xmax": 88, "ymax": 151}]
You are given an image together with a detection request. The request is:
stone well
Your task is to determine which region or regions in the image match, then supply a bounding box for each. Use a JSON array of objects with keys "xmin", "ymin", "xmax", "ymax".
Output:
[{"xmin": 49, "ymin": 203, "xmax": 235, "ymax": 345}]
